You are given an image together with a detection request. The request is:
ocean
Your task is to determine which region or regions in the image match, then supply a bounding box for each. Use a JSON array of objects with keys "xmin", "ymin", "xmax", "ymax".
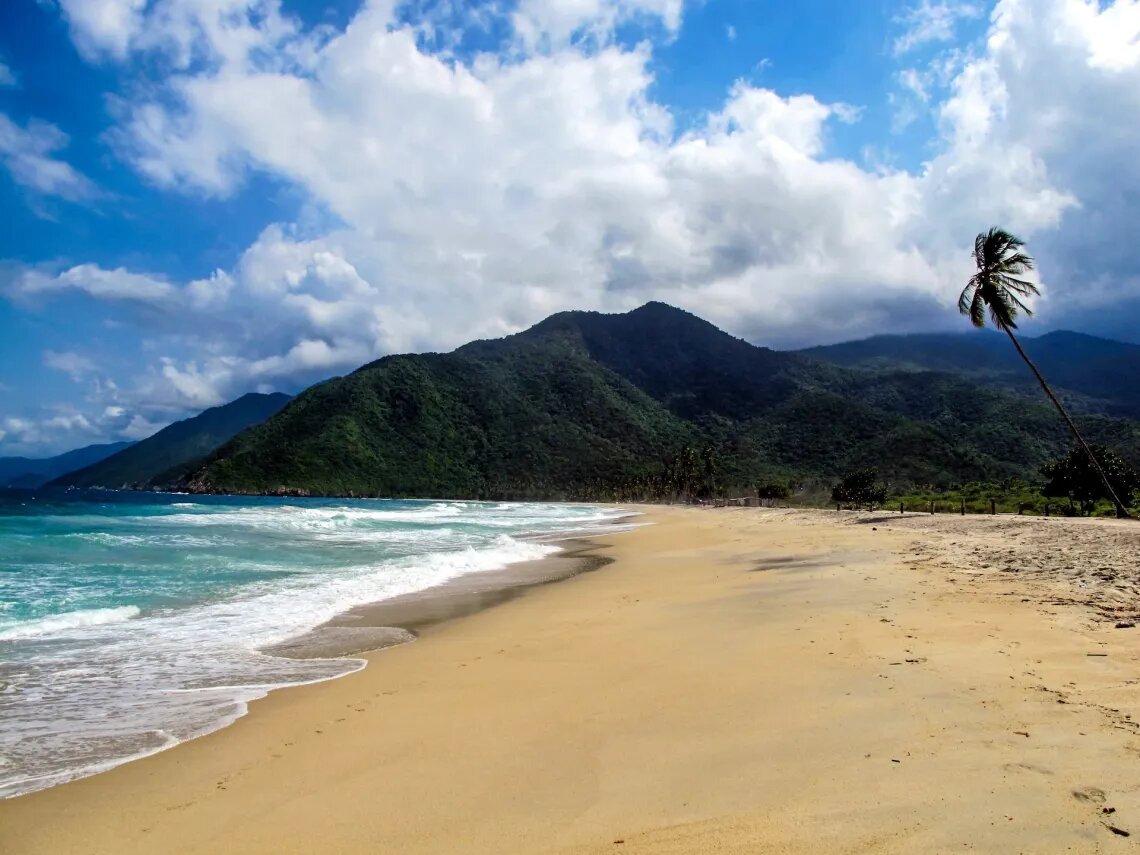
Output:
[{"xmin": 0, "ymin": 490, "xmax": 628, "ymax": 799}]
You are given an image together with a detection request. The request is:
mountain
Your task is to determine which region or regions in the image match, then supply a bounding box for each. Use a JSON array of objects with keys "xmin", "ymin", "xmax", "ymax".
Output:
[
  {"xmin": 0, "ymin": 441, "xmax": 135, "ymax": 488},
  {"xmin": 52, "ymin": 393, "xmax": 292, "ymax": 489},
  {"xmin": 181, "ymin": 303, "xmax": 1140, "ymax": 498},
  {"xmin": 800, "ymin": 329, "xmax": 1140, "ymax": 420}
]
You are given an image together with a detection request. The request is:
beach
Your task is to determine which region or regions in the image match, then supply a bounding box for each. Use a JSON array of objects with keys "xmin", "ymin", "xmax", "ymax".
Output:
[{"xmin": 2, "ymin": 506, "xmax": 1138, "ymax": 853}]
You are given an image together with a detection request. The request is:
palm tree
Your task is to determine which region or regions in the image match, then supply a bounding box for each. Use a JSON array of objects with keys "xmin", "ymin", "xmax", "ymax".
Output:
[{"xmin": 959, "ymin": 227, "xmax": 1130, "ymax": 518}]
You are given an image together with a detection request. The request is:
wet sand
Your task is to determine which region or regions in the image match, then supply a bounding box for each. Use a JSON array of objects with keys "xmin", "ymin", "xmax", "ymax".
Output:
[
  {"xmin": 264, "ymin": 537, "xmax": 612, "ymax": 659},
  {"xmin": 2, "ymin": 506, "xmax": 1138, "ymax": 853}
]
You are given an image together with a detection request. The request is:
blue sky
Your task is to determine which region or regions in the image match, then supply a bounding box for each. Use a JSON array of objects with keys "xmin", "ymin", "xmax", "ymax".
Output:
[{"xmin": 1, "ymin": 0, "xmax": 1138, "ymax": 456}]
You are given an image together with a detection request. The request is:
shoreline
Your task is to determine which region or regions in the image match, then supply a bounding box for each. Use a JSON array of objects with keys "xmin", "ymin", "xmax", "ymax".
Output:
[
  {"xmin": 263, "ymin": 535, "xmax": 615, "ymax": 660},
  {"xmin": 0, "ymin": 510, "xmax": 633, "ymax": 801},
  {"xmin": 3, "ymin": 506, "xmax": 1138, "ymax": 853}
]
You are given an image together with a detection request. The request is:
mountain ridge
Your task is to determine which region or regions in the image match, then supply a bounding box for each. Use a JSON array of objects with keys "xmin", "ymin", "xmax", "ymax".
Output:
[
  {"xmin": 179, "ymin": 303, "xmax": 1140, "ymax": 499},
  {"xmin": 52, "ymin": 392, "xmax": 292, "ymax": 489},
  {"xmin": 0, "ymin": 442, "xmax": 136, "ymax": 488},
  {"xmin": 798, "ymin": 328, "xmax": 1140, "ymax": 419}
]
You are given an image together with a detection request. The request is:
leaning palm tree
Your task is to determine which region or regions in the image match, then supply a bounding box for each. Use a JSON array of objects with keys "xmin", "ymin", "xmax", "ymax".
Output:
[{"xmin": 960, "ymin": 227, "xmax": 1130, "ymax": 518}]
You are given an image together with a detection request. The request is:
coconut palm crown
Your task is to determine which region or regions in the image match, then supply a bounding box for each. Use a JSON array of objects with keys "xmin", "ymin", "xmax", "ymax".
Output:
[{"xmin": 958, "ymin": 227, "xmax": 1040, "ymax": 330}]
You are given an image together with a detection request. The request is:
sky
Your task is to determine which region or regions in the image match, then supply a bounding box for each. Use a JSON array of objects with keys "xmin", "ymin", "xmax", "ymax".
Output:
[{"xmin": 1, "ymin": 0, "xmax": 1139, "ymax": 457}]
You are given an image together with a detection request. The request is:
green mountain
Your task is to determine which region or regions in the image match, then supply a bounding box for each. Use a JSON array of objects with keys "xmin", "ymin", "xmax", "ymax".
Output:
[
  {"xmin": 181, "ymin": 303, "xmax": 1140, "ymax": 498},
  {"xmin": 53, "ymin": 393, "xmax": 292, "ymax": 488},
  {"xmin": 0, "ymin": 441, "xmax": 135, "ymax": 488},
  {"xmin": 799, "ymin": 329, "xmax": 1140, "ymax": 420}
]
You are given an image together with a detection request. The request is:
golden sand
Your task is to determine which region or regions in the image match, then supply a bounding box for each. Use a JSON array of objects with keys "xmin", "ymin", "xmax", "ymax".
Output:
[{"xmin": 2, "ymin": 506, "xmax": 1138, "ymax": 853}]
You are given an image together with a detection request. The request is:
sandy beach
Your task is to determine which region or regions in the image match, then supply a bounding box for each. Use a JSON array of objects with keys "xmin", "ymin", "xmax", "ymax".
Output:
[{"xmin": 2, "ymin": 506, "xmax": 1138, "ymax": 853}]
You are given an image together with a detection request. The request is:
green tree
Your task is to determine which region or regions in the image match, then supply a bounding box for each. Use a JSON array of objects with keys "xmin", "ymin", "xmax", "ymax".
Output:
[
  {"xmin": 959, "ymin": 227, "xmax": 1131, "ymax": 518},
  {"xmin": 756, "ymin": 481, "xmax": 790, "ymax": 501},
  {"xmin": 1041, "ymin": 445, "xmax": 1139, "ymax": 515},
  {"xmin": 700, "ymin": 445, "xmax": 718, "ymax": 498},
  {"xmin": 831, "ymin": 468, "xmax": 888, "ymax": 510}
]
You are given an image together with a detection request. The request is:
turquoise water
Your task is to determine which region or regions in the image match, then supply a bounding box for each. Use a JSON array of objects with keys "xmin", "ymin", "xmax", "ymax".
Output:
[{"xmin": 0, "ymin": 491, "xmax": 627, "ymax": 798}]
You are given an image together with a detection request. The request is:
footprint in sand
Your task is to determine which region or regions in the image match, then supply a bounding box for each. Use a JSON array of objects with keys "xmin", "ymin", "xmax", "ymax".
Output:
[
  {"xmin": 1002, "ymin": 762, "xmax": 1052, "ymax": 776},
  {"xmin": 1072, "ymin": 787, "xmax": 1107, "ymax": 804}
]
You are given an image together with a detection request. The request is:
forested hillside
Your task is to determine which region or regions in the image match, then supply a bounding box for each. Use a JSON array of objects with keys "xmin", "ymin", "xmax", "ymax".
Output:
[{"xmin": 181, "ymin": 304, "xmax": 1140, "ymax": 498}]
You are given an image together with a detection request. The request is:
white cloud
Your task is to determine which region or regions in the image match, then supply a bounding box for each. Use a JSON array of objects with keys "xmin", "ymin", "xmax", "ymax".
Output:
[
  {"xmin": 18, "ymin": 265, "xmax": 176, "ymax": 302},
  {"xmin": 44, "ymin": 350, "xmax": 98, "ymax": 381},
  {"xmin": 920, "ymin": 0, "xmax": 1140, "ymax": 323},
  {"xmin": 726, "ymin": 24, "xmax": 736, "ymax": 41},
  {"xmin": 0, "ymin": 60, "xmax": 16, "ymax": 88},
  {"xmin": 7, "ymin": 0, "xmax": 1140, "ymax": 454},
  {"xmin": 0, "ymin": 114, "xmax": 98, "ymax": 202},
  {"xmin": 1, "ymin": 412, "xmax": 97, "ymax": 453},
  {"xmin": 894, "ymin": 0, "xmax": 984, "ymax": 55},
  {"xmin": 55, "ymin": 0, "xmax": 149, "ymax": 61},
  {"xmin": 121, "ymin": 414, "xmax": 167, "ymax": 440},
  {"xmin": 899, "ymin": 67, "xmax": 932, "ymax": 103},
  {"xmin": 512, "ymin": 0, "xmax": 683, "ymax": 50},
  {"xmin": 44, "ymin": 413, "xmax": 92, "ymax": 432}
]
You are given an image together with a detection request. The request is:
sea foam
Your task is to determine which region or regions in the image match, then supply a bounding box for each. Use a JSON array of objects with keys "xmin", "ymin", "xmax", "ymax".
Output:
[{"xmin": 0, "ymin": 606, "xmax": 141, "ymax": 641}]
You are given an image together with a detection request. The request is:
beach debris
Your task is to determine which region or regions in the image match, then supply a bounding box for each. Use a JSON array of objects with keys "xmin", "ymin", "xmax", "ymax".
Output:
[
  {"xmin": 1103, "ymin": 807, "xmax": 1116, "ymax": 815},
  {"xmin": 1087, "ymin": 653, "xmax": 1109, "ymax": 657},
  {"xmin": 891, "ymin": 759, "xmax": 901, "ymax": 763},
  {"xmin": 1013, "ymin": 731, "xmax": 1030, "ymax": 738},
  {"xmin": 1104, "ymin": 824, "xmax": 1131, "ymax": 837},
  {"xmin": 1115, "ymin": 622, "xmax": 1135, "ymax": 629}
]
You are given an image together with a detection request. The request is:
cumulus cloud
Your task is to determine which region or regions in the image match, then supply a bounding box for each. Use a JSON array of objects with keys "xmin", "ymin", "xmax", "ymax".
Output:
[
  {"xmin": 0, "ymin": 114, "xmax": 99, "ymax": 202},
  {"xmin": 923, "ymin": 0, "xmax": 1140, "ymax": 321},
  {"xmin": 6, "ymin": 0, "xmax": 1140, "ymax": 454},
  {"xmin": 96, "ymin": 4, "xmax": 947, "ymax": 357},
  {"xmin": 0, "ymin": 60, "xmax": 16, "ymax": 88}
]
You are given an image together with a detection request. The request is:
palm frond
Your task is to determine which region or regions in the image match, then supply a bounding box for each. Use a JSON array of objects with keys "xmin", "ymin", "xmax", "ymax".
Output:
[
  {"xmin": 1000, "ymin": 252, "xmax": 1035, "ymax": 273},
  {"xmin": 989, "ymin": 301, "xmax": 1017, "ymax": 329},
  {"xmin": 973, "ymin": 232, "xmax": 987, "ymax": 267},
  {"xmin": 995, "ymin": 274, "xmax": 1040, "ymax": 298},
  {"xmin": 970, "ymin": 289, "xmax": 986, "ymax": 328},
  {"xmin": 1006, "ymin": 289, "xmax": 1033, "ymax": 318},
  {"xmin": 958, "ymin": 278, "xmax": 978, "ymax": 315}
]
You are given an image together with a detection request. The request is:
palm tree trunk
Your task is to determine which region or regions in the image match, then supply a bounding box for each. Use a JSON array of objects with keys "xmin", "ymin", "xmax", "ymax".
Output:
[{"xmin": 1003, "ymin": 326, "xmax": 1131, "ymax": 519}]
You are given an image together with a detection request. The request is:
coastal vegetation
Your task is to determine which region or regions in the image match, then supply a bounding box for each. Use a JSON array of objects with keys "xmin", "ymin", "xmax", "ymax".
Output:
[
  {"xmin": 1040, "ymin": 445, "xmax": 1140, "ymax": 516},
  {"xmin": 830, "ymin": 469, "xmax": 889, "ymax": 510}
]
